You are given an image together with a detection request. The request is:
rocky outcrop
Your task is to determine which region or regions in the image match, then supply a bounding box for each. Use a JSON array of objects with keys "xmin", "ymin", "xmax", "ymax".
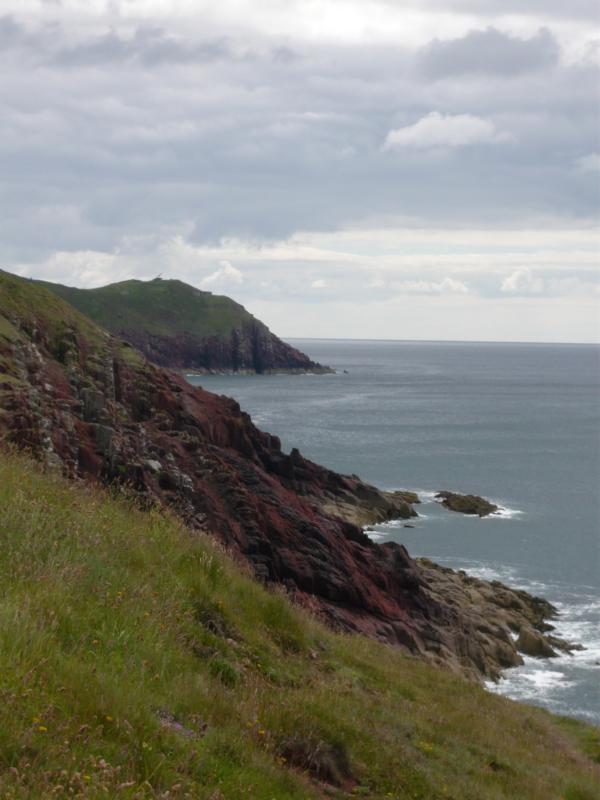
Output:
[
  {"xmin": 436, "ymin": 491, "xmax": 499, "ymax": 517},
  {"xmin": 37, "ymin": 277, "xmax": 333, "ymax": 375},
  {"xmin": 416, "ymin": 560, "xmax": 577, "ymax": 678},
  {"xmin": 0, "ymin": 271, "xmax": 572, "ymax": 683},
  {"xmin": 122, "ymin": 321, "xmax": 333, "ymax": 375}
]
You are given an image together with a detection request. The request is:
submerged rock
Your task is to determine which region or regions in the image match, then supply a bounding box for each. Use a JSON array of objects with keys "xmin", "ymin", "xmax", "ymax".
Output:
[{"xmin": 435, "ymin": 490, "xmax": 499, "ymax": 517}]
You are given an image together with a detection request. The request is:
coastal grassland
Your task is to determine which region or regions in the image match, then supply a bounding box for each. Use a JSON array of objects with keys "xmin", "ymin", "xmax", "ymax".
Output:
[
  {"xmin": 0, "ymin": 452, "xmax": 598, "ymax": 800},
  {"xmin": 35, "ymin": 278, "xmax": 252, "ymax": 339},
  {"xmin": 0, "ymin": 271, "xmax": 104, "ymax": 349}
]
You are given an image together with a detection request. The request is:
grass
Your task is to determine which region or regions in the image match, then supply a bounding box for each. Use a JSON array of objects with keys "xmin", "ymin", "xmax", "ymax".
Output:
[
  {"xmin": 0, "ymin": 450, "xmax": 598, "ymax": 799},
  {"xmin": 0, "ymin": 271, "xmax": 104, "ymax": 349},
  {"xmin": 36, "ymin": 278, "xmax": 256, "ymax": 339}
]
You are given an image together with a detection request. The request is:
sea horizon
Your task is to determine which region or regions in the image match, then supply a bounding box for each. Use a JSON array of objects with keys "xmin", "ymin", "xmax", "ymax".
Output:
[{"xmin": 285, "ymin": 336, "xmax": 600, "ymax": 347}]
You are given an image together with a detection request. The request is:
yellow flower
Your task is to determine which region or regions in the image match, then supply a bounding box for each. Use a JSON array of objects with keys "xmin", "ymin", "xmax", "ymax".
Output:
[{"xmin": 38, "ymin": 725, "xmax": 48, "ymax": 733}]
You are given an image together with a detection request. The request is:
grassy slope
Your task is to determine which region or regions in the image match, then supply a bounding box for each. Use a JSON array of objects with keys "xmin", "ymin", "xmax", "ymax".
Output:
[
  {"xmin": 35, "ymin": 278, "xmax": 256, "ymax": 339},
  {"xmin": 0, "ymin": 271, "xmax": 104, "ymax": 346},
  {"xmin": 0, "ymin": 453, "xmax": 598, "ymax": 800},
  {"xmin": 0, "ymin": 270, "xmax": 145, "ymax": 391}
]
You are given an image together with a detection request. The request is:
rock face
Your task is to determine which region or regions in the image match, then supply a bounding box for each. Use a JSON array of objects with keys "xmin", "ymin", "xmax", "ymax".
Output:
[
  {"xmin": 436, "ymin": 491, "xmax": 499, "ymax": 517},
  {"xmin": 416, "ymin": 560, "xmax": 576, "ymax": 677},
  {"xmin": 37, "ymin": 277, "xmax": 333, "ymax": 375},
  {"xmin": 0, "ymin": 270, "xmax": 572, "ymax": 683}
]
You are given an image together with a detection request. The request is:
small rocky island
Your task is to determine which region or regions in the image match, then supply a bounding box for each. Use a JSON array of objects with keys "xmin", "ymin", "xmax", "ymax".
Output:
[{"xmin": 435, "ymin": 490, "xmax": 500, "ymax": 517}]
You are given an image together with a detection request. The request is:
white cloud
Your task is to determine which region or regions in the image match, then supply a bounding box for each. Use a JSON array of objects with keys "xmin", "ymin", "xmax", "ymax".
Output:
[
  {"xmin": 368, "ymin": 276, "xmax": 386, "ymax": 288},
  {"xmin": 393, "ymin": 277, "xmax": 470, "ymax": 294},
  {"xmin": 575, "ymin": 153, "xmax": 600, "ymax": 173},
  {"xmin": 501, "ymin": 268, "xmax": 544, "ymax": 293},
  {"xmin": 311, "ymin": 278, "xmax": 327, "ymax": 288},
  {"xmin": 383, "ymin": 111, "xmax": 513, "ymax": 150},
  {"xmin": 199, "ymin": 260, "xmax": 243, "ymax": 288}
]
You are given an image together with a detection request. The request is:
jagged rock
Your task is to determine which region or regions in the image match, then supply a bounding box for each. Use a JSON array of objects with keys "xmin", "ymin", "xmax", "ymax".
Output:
[
  {"xmin": 90, "ymin": 424, "xmax": 116, "ymax": 458},
  {"xmin": 516, "ymin": 626, "xmax": 558, "ymax": 658},
  {"xmin": 81, "ymin": 388, "xmax": 105, "ymax": 422},
  {"xmin": 435, "ymin": 491, "xmax": 499, "ymax": 517},
  {"xmin": 391, "ymin": 490, "xmax": 421, "ymax": 505}
]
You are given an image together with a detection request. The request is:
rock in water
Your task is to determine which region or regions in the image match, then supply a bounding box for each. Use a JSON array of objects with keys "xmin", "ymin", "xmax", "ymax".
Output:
[
  {"xmin": 435, "ymin": 490, "xmax": 499, "ymax": 517},
  {"xmin": 516, "ymin": 626, "xmax": 558, "ymax": 658}
]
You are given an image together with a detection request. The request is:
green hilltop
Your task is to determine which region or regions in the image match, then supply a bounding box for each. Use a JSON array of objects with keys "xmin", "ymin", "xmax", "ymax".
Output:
[
  {"xmin": 0, "ymin": 451, "xmax": 598, "ymax": 799},
  {"xmin": 36, "ymin": 277, "xmax": 253, "ymax": 339}
]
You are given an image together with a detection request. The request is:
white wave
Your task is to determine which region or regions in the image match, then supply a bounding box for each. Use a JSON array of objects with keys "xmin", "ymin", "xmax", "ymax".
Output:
[
  {"xmin": 373, "ymin": 517, "xmax": 424, "ymax": 532},
  {"xmin": 414, "ymin": 489, "xmax": 439, "ymax": 502},
  {"xmin": 555, "ymin": 599, "xmax": 600, "ymax": 618},
  {"xmin": 489, "ymin": 504, "xmax": 524, "ymax": 519},
  {"xmin": 434, "ymin": 558, "xmax": 521, "ymax": 586},
  {"xmin": 365, "ymin": 531, "xmax": 387, "ymax": 541},
  {"xmin": 521, "ymin": 668, "xmax": 573, "ymax": 690}
]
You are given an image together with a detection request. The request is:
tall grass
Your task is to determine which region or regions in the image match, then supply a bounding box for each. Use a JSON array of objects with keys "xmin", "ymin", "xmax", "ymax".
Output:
[{"xmin": 0, "ymin": 451, "xmax": 598, "ymax": 799}]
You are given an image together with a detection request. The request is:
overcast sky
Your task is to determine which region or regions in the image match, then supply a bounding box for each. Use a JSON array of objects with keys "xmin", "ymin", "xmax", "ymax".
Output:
[{"xmin": 2, "ymin": 0, "xmax": 599, "ymax": 342}]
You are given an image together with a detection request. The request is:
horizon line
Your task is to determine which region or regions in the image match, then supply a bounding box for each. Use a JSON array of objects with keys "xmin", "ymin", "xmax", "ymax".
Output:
[{"xmin": 284, "ymin": 336, "xmax": 600, "ymax": 347}]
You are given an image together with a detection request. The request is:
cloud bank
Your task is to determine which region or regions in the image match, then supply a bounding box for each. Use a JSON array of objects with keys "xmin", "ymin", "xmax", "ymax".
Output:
[{"xmin": 0, "ymin": 1, "xmax": 598, "ymax": 341}]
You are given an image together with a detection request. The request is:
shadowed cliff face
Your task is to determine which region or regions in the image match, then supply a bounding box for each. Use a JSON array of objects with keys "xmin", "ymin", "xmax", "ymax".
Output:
[
  {"xmin": 35, "ymin": 277, "xmax": 333, "ymax": 374},
  {"xmin": 0, "ymin": 271, "xmax": 571, "ymax": 682},
  {"xmin": 120, "ymin": 321, "xmax": 331, "ymax": 374}
]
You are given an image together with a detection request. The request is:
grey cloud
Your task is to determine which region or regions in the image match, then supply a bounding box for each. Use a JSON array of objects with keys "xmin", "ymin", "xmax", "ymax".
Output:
[
  {"xmin": 411, "ymin": 0, "xmax": 600, "ymax": 20},
  {"xmin": 52, "ymin": 26, "xmax": 234, "ymax": 67},
  {"xmin": 418, "ymin": 28, "xmax": 560, "ymax": 78},
  {"xmin": 0, "ymin": 12, "xmax": 597, "ymax": 263}
]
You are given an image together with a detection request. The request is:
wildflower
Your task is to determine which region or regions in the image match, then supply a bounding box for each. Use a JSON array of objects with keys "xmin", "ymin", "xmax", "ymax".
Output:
[{"xmin": 38, "ymin": 725, "xmax": 48, "ymax": 733}]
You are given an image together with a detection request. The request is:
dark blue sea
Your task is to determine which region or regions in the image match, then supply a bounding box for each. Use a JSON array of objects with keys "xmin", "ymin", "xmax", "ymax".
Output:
[{"xmin": 188, "ymin": 340, "xmax": 600, "ymax": 726}]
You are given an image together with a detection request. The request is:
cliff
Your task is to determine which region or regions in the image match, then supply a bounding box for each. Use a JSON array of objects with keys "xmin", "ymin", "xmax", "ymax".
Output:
[
  {"xmin": 35, "ymin": 276, "xmax": 332, "ymax": 374},
  {"xmin": 0, "ymin": 269, "xmax": 573, "ymax": 682}
]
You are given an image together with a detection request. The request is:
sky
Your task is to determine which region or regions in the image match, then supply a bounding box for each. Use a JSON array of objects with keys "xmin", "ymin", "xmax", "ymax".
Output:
[{"xmin": 2, "ymin": 0, "xmax": 599, "ymax": 342}]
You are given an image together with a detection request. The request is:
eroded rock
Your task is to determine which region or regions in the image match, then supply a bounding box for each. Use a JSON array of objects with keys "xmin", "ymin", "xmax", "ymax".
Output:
[{"xmin": 435, "ymin": 491, "xmax": 499, "ymax": 517}]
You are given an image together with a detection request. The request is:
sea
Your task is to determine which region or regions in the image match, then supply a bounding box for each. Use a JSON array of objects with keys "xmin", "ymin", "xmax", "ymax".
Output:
[{"xmin": 187, "ymin": 339, "xmax": 600, "ymax": 726}]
